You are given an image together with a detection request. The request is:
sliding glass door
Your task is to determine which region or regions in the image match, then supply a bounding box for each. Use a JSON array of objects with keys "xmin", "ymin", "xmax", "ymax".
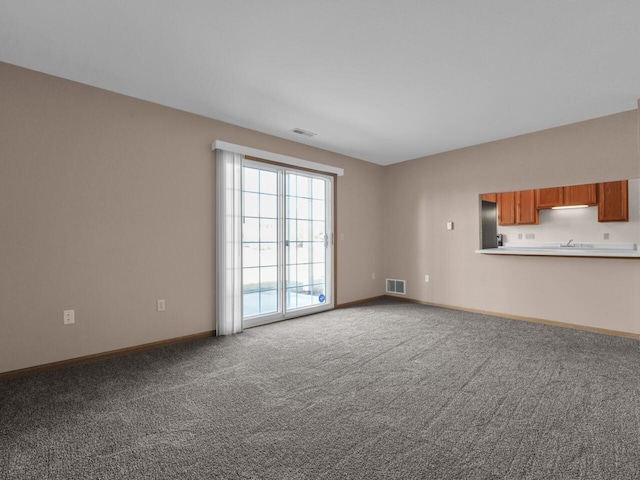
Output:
[{"xmin": 242, "ymin": 160, "xmax": 333, "ymax": 328}]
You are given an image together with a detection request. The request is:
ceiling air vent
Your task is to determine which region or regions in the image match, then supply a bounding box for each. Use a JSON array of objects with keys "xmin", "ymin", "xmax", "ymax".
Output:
[
  {"xmin": 291, "ymin": 128, "xmax": 317, "ymax": 138},
  {"xmin": 386, "ymin": 278, "xmax": 406, "ymax": 295}
]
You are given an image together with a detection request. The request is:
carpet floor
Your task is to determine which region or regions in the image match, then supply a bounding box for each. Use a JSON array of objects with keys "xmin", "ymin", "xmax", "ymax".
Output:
[{"xmin": 1, "ymin": 299, "xmax": 639, "ymax": 479}]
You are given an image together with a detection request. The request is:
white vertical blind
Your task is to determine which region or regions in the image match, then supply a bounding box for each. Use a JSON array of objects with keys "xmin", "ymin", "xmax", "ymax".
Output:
[{"xmin": 215, "ymin": 149, "xmax": 244, "ymax": 335}]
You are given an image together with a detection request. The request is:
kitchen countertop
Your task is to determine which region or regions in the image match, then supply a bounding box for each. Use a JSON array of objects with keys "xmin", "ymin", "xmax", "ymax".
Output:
[{"xmin": 476, "ymin": 242, "xmax": 640, "ymax": 258}]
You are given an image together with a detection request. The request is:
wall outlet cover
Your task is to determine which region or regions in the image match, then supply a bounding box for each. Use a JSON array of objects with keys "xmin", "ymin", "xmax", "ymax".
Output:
[{"xmin": 63, "ymin": 310, "xmax": 75, "ymax": 325}]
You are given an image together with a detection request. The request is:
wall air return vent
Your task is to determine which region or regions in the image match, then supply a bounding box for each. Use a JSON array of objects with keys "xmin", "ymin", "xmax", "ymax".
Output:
[
  {"xmin": 386, "ymin": 278, "xmax": 406, "ymax": 295},
  {"xmin": 291, "ymin": 128, "xmax": 317, "ymax": 137}
]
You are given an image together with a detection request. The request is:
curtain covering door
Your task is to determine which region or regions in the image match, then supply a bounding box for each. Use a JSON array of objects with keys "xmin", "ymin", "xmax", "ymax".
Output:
[{"xmin": 215, "ymin": 149, "xmax": 243, "ymax": 335}]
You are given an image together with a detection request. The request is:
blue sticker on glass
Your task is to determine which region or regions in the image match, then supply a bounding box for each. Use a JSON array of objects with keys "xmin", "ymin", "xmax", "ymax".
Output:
[{"xmin": 318, "ymin": 294, "xmax": 326, "ymax": 303}]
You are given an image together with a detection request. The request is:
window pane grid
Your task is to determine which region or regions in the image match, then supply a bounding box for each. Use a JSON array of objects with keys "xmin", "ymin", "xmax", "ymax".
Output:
[
  {"xmin": 243, "ymin": 167, "xmax": 330, "ymax": 320},
  {"xmin": 242, "ymin": 167, "xmax": 279, "ymax": 318},
  {"xmin": 285, "ymin": 173, "xmax": 327, "ymax": 311}
]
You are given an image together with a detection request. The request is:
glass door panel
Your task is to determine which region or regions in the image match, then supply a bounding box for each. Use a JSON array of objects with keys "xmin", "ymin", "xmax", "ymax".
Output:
[
  {"xmin": 242, "ymin": 166, "xmax": 281, "ymax": 320},
  {"xmin": 285, "ymin": 172, "xmax": 330, "ymax": 312}
]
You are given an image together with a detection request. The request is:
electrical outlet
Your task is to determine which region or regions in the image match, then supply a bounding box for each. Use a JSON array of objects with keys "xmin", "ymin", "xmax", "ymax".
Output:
[
  {"xmin": 424, "ymin": 275, "xmax": 430, "ymax": 283},
  {"xmin": 63, "ymin": 310, "xmax": 75, "ymax": 325},
  {"xmin": 603, "ymin": 233, "xmax": 610, "ymax": 240},
  {"xmin": 525, "ymin": 233, "xmax": 535, "ymax": 240},
  {"xmin": 157, "ymin": 299, "xmax": 166, "ymax": 312},
  {"xmin": 517, "ymin": 233, "xmax": 523, "ymax": 240}
]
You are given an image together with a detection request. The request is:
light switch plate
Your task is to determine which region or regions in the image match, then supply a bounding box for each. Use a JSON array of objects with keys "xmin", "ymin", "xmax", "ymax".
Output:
[{"xmin": 446, "ymin": 222, "xmax": 454, "ymax": 230}]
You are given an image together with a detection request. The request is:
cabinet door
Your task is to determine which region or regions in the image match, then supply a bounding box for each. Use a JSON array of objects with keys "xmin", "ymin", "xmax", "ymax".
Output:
[
  {"xmin": 536, "ymin": 187, "xmax": 563, "ymax": 209},
  {"xmin": 498, "ymin": 192, "xmax": 515, "ymax": 225},
  {"xmin": 598, "ymin": 180, "xmax": 628, "ymax": 222},
  {"xmin": 516, "ymin": 189, "xmax": 539, "ymax": 225},
  {"xmin": 481, "ymin": 193, "xmax": 497, "ymax": 203},
  {"xmin": 565, "ymin": 183, "xmax": 597, "ymax": 206}
]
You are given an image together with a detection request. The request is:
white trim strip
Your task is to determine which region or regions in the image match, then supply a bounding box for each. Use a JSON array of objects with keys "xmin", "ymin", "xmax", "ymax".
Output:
[{"xmin": 212, "ymin": 140, "xmax": 344, "ymax": 176}]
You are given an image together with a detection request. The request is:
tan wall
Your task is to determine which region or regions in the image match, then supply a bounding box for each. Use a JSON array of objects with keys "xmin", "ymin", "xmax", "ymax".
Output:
[
  {"xmin": 383, "ymin": 110, "xmax": 640, "ymax": 335},
  {"xmin": 3, "ymin": 59, "xmax": 638, "ymax": 374},
  {"xmin": 0, "ymin": 62, "xmax": 385, "ymax": 373}
]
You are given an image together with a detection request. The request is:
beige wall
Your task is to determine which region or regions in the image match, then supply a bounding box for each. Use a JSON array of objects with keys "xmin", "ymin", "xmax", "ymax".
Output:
[
  {"xmin": 383, "ymin": 110, "xmax": 640, "ymax": 335},
  {"xmin": 2, "ymin": 60, "xmax": 638, "ymax": 375},
  {"xmin": 0, "ymin": 62, "xmax": 385, "ymax": 374}
]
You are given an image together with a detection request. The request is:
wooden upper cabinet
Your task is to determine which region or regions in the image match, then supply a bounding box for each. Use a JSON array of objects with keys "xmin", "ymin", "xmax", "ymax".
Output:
[
  {"xmin": 481, "ymin": 193, "xmax": 497, "ymax": 203},
  {"xmin": 498, "ymin": 192, "xmax": 516, "ymax": 225},
  {"xmin": 536, "ymin": 183, "xmax": 597, "ymax": 208},
  {"xmin": 498, "ymin": 190, "xmax": 538, "ymax": 225},
  {"xmin": 515, "ymin": 189, "xmax": 539, "ymax": 225},
  {"xmin": 536, "ymin": 187, "xmax": 564, "ymax": 209},
  {"xmin": 564, "ymin": 184, "xmax": 597, "ymax": 206},
  {"xmin": 598, "ymin": 180, "xmax": 628, "ymax": 222}
]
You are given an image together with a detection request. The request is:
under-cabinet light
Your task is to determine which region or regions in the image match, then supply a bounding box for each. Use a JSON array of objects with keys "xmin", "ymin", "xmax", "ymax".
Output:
[{"xmin": 551, "ymin": 205, "xmax": 589, "ymax": 210}]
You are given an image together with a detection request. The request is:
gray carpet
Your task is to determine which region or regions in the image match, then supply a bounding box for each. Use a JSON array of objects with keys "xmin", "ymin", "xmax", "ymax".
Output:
[{"xmin": 1, "ymin": 299, "xmax": 639, "ymax": 479}]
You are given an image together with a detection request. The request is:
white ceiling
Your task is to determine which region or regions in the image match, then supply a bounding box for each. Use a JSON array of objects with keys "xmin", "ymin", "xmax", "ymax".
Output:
[{"xmin": 2, "ymin": 1, "xmax": 640, "ymax": 165}]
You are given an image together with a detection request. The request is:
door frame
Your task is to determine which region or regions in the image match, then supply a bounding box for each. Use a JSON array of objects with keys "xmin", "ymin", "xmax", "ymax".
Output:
[{"xmin": 242, "ymin": 156, "xmax": 337, "ymax": 328}]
